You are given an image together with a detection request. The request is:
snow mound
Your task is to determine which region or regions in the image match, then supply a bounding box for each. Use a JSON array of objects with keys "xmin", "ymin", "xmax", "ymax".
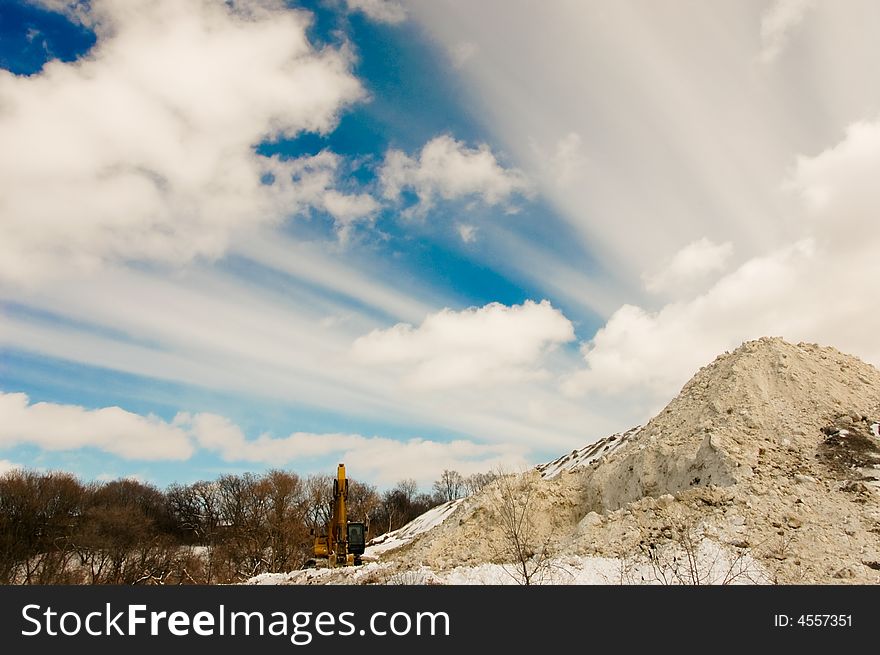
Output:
[
  {"xmin": 398, "ymin": 337, "xmax": 880, "ymax": 584},
  {"xmin": 365, "ymin": 498, "xmax": 465, "ymax": 557},
  {"xmin": 536, "ymin": 426, "xmax": 640, "ymax": 478},
  {"xmin": 249, "ymin": 338, "xmax": 880, "ymax": 585},
  {"xmin": 581, "ymin": 337, "xmax": 880, "ymax": 511}
]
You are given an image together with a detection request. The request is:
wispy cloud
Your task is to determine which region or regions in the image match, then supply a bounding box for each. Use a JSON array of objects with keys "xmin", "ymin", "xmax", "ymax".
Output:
[
  {"xmin": 261, "ymin": 151, "xmax": 381, "ymax": 240},
  {"xmin": 643, "ymin": 238, "xmax": 734, "ymax": 295},
  {"xmin": 0, "ymin": 266, "xmax": 609, "ymax": 454},
  {"xmin": 565, "ymin": 114, "xmax": 880, "ymax": 402},
  {"xmin": 759, "ymin": 0, "xmax": 815, "ymax": 63},
  {"xmin": 345, "ymin": 0, "xmax": 406, "ymax": 25}
]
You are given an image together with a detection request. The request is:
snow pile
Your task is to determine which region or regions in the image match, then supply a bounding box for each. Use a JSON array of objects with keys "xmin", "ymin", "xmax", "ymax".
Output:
[
  {"xmin": 578, "ymin": 338, "xmax": 880, "ymax": 511},
  {"xmin": 364, "ymin": 498, "xmax": 465, "ymax": 557},
  {"xmin": 536, "ymin": 426, "xmax": 640, "ymax": 478},
  {"xmin": 248, "ymin": 338, "xmax": 880, "ymax": 585},
  {"xmin": 397, "ymin": 338, "xmax": 880, "ymax": 584}
]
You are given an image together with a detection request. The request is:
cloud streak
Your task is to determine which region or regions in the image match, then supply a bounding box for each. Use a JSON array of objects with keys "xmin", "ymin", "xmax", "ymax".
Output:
[
  {"xmin": 565, "ymin": 114, "xmax": 880, "ymax": 403},
  {"xmin": 643, "ymin": 238, "xmax": 734, "ymax": 295},
  {"xmin": 346, "ymin": 0, "xmax": 406, "ymax": 25},
  {"xmin": 759, "ymin": 0, "xmax": 815, "ymax": 63}
]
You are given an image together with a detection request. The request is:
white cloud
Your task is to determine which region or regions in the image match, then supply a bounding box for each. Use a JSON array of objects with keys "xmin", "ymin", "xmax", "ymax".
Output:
[
  {"xmin": 565, "ymin": 116, "xmax": 880, "ymax": 401},
  {"xmin": 323, "ymin": 191, "xmax": 381, "ymax": 225},
  {"xmin": 0, "ymin": 391, "xmax": 194, "ymax": 460},
  {"xmin": 352, "ymin": 300, "xmax": 575, "ymax": 390},
  {"xmin": 408, "ymin": 0, "xmax": 880, "ymax": 298},
  {"xmin": 0, "ymin": 0, "xmax": 365, "ymax": 285},
  {"xmin": 0, "ymin": 391, "xmax": 533, "ymax": 487},
  {"xmin": 261, "ymin": 151, "xmax": 380, "ymax": 241},
  {"xmin": 759, "ymin": 0, "xmax": 815, "ymax": 63},
  {"xmin": 788, "ymin": 118, "xmax": 880, "ymax": 240},
  {"xmin": 234, "ymin": 231, "xmax": 440, "ymax": 323},
  {"xmin": 380, "ymin": 135, "xmax": 531, "ymax": 214},
  {"xmin": 0, "ymin": 459, "xmax": 22, "ymax": 476},
  {"xmin": 563, "ymin": 239, "xmax": 814, "ymax": 398},
  {"xmin": 643, "ymin": 238, "xmax": 734, "ymax": 294},
  {"xmin": 0, "ymin": 391, "xmax": 526, "ymax": 486},
  {"xmin": 536, "ymin": 132, "xmax": 588, "ymax": 190},
  {"xmin": 189, "ymin": 413, "xmax": 523, "ymax": 486},
  {"xmin": 346, "ymin": 0, "xmax": 406, "ymax": 24},
  {"xmin": 449, "ymin": 41, "xmax": 478, "ymax": 68},
  {"xmin": 0, "ymin": 257, "xmax": 607, "ymax": 453},
  {"xmin": 457, "ymin": 223, "xmax": 478, "ymax": 243}
]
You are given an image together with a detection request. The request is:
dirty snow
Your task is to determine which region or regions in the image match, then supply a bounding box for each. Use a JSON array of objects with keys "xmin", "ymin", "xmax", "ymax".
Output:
[
  {"xmin": 535, "ymin": 426, "xmax": 640, "ymax": 478},
  {"xmin": 364, "ymin": 498, "xmax": 465, "ymax": 557},
  {"xmin": 246, "ymin": 541, "xmax": 768, "ymax": 585}
]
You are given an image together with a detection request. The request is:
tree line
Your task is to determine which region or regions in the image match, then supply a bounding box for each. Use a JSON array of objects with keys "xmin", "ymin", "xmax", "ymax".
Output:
[{"xmin": 0, "ymin": 466, "xmax": 492, "ymax": 584}]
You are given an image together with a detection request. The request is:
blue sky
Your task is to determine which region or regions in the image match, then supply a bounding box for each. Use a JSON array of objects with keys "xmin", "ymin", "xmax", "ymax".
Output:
[{"xmin": 2, "ymin": 0, "xmax": 880, "ymax": 489}]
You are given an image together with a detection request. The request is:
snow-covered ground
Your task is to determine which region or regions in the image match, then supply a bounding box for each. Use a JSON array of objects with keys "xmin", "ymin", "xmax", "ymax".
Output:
[{"xmin": 246, "ymin": 540, "xmax": 768, "ymax": 585}]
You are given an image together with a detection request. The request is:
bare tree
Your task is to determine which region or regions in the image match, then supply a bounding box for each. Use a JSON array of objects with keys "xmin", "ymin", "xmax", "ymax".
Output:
[
  {"xmin": 0, "ymin": 470, "xmax": 83, "ymax": 583},
  {"xmin": 490, "ymin": 469, "xmax": 552, "ymax": 585},
  {"xmin": 627, "ymin": 515, "xmax": 770, "ymax": 585},
  {"xmin": 1, "ymin": 467, "xmax": 404, "ymax": 585},
  {"xmin": 376, "ymin": 478, "xmax": 425, "ymax": 534},
  {"xmin": 464, "ymin": 471, "xmax": 497, "ymax": 496},
  {"xmin": 304, "ymin": 474, "xmax": 334, "ymax": 535},
  {"xmin": 346, "ymin": 479, "xmax": 380, "ymax": 537},
  {"xmin": 263, "ymin": 470, "xmax": 309, "ymax": 572},
  {"xmin": 432, "ymin": 470, "xmax": 464, "ymax": 503},
  {"xmin": 394, "ymin": 478, "xmax": 418, "ymax": 504}
]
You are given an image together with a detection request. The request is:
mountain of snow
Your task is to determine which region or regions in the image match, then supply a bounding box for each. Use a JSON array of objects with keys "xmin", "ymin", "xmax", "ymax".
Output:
[{"xmin": 248, "ymin": 338, "xmax": 880, "ymax": 584}]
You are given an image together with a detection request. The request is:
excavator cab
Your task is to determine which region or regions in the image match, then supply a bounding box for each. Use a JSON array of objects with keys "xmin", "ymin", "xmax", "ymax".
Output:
[{"xmin": 347, "ymin": 522, "xmax": 366, "ymax": 556}]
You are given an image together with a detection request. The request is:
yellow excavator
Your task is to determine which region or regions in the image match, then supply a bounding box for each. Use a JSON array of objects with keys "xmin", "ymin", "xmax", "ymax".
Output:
[{"xmin": 309, "ymin": 463, "xmax": 366, "ymax": 567}]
